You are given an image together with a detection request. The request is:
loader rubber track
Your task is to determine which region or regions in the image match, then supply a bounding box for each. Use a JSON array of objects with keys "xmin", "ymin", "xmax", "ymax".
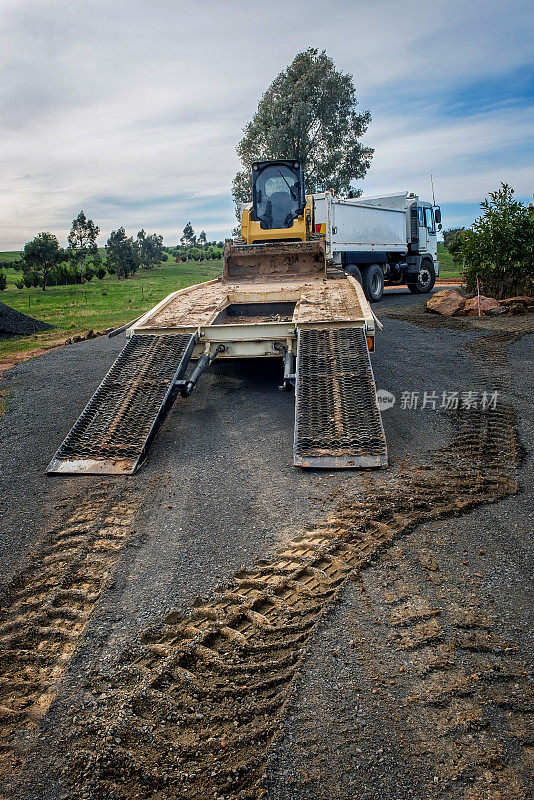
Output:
[{"xmin": 59, "ymin": 333, "xmax": 531, "ymax": 799}]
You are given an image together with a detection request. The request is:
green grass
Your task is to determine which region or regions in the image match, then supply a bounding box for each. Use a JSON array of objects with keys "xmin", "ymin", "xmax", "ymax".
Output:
[
  {"xmin": 0, "ymin": 254, "xmax": 221, "ymax": 360},
  {"xmin": 437, "ymin": 242, "xmax": 461, "ymax": 280},
  {"xmin": 0, "ymin": 250, "xmax": 22, "ymax": 265}
]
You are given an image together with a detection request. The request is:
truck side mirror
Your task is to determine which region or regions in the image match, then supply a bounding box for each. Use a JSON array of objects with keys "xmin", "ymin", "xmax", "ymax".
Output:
[{"xmin": 434, "ymin": 206, "xmax": 441, "ymax": 224}]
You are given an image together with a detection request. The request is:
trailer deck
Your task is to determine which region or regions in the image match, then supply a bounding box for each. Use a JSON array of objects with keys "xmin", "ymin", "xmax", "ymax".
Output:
[{"xmin": 128, "ymin": 276, "xmax": 372, "ymax": 356}]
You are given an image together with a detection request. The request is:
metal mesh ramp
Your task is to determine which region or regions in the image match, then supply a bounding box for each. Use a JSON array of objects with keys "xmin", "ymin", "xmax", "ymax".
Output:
[
  {"xmin": 47, "ymin": 334, "xmax": 196, "ymax": 475},
  {"xmin": 294, "ymin": 327, "xmax": 388, "ymax": 468}
]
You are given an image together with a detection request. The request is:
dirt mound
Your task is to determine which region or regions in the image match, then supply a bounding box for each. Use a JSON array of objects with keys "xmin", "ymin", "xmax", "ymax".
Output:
[{"xmin": 0, "ymin": 301, "xmax": 55, "ymax": 336}]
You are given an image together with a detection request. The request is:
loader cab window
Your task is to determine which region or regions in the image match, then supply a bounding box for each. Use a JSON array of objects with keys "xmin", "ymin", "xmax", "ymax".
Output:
[{"xmin": 252, "ymin": 162, "xmax": 305, "ymax": 230}]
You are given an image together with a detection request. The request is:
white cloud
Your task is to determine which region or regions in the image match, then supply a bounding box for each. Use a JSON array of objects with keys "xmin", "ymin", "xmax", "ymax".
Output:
[
  {"xmin": 360, "ymin": 105, "xmax": 534, "ymax": 202},
  {"xmin": 0, "ymin": 0, "xmax": 533, "ymax": 248}
]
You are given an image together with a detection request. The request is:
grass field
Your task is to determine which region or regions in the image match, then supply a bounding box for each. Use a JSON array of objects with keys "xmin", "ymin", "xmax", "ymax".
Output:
[
  {"xmin": 0, "ymin": 253, "xmax": 221, "ymax": 360},
  {"xmin": 437, "ymin": 242, "xmax": 461, "ymax": 279}
]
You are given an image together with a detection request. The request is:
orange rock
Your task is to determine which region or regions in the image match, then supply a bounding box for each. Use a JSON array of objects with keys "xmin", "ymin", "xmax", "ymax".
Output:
[
  {"xmin": 463, "ymin": 295, "xmax": 501, "ymax": 315},
  {"xmin": 425, "ymin": 290, "xmax": 466, "ymax": 316}
]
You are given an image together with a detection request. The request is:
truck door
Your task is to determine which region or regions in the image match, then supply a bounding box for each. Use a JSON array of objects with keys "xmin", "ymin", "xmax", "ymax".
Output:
[
  {"xmin": 423, "ymin": 207, "xmax": 437, "ymax": 260},
  {"xmin": 417, "ymin": 207, "xmax": 428, "ymax": 252}
]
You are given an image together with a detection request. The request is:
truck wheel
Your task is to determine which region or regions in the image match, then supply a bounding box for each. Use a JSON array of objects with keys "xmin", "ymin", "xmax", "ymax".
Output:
[
  {"xmin": 344, "ymin": 264, "xmax": 363, "ymax": 284},
  {"xmin": 361, "ymin": 263, "xmax": 384, "ymax": 302},
  {"xmin": 408, "ymin": 260, "xmax": 436, "ymax": 294}
]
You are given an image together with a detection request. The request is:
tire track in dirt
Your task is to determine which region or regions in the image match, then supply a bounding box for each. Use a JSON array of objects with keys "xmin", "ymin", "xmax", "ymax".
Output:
[
  {"xmin": 370, "ymin": 548, "xmax": 532, "ymax": 799},
  {"xmin": 60, "ymin": 331, "xmax": 528, "ymax": 799},
  {"xmin": 0, "ymin": 483, "xmax": 145, "ymax": 781}
]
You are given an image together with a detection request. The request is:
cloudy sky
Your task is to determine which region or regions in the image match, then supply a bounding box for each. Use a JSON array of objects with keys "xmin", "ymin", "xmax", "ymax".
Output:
[{"xmin": 1, "ymin": 0, "xmax": 533, "ymax": 249}]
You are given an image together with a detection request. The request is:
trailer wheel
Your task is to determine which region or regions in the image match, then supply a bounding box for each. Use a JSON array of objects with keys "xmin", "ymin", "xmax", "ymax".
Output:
[
  {"xmin": 344, "ymin": 264, "xmax": 363, "ymax": 284},
  {"xmin": 361, "ymin": 263, "xmax": 384, "ymax": 302},
  {"xmin": 408, "ymin": 260, "xmax": 436, "ymax": 294}
]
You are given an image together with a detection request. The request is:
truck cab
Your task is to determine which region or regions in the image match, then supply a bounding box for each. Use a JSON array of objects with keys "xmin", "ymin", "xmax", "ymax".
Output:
[{"xmin": 410, "ymin": 200, "xmax": 439, "ymax": 268}]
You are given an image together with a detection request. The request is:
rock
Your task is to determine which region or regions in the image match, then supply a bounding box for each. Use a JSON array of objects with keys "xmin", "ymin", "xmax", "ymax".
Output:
[
  {"xmin": 507, "ymin": 302, "xmax": 528, "ymax": 314},
  {"xmin": 86, "ymin": 329, "xmax": 96, "ymax": 339},
  {"xmin": 424, "ymin": 290, "xmax": 466, "ymax": 316},
  {"xmin": 500, "ymin": 295, "xmax": 534, "ymax": 306},
  {"xmin": 485, "ymin": 306, "xmax": 507, "ymax": 316},
  {"xmin": 499, "ymin": 296, "xmax": 534, "ymax": 314},
  {"xmin": 463, "ymin": 295, "xmax": 501, "ymax": 315}
]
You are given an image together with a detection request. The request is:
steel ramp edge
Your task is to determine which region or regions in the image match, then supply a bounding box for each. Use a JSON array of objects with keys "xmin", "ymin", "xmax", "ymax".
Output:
[
  {"xmin": 47, "ymin": 333, "xmax": 197, "ymax": 475},
  {"xmin": 293, "ymin": 326, "xmax": 388, "ymax": 469}
]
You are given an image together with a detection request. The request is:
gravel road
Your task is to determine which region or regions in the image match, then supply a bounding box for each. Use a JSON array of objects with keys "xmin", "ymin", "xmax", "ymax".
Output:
[{"xmin": 0, "ymin": 288, "xmax": 532, "ymax": 800}]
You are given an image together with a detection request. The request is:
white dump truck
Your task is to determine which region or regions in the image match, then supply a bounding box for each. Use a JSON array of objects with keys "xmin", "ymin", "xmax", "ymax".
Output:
[{"xmin": 309, "ymin": 191, "xmax": 441, "ymax": 301}]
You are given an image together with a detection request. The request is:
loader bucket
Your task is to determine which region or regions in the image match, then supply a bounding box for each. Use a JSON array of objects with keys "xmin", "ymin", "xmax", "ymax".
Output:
[{"xmin": 223, "ymin": 239, "xmax": 326, "ymax": 282}]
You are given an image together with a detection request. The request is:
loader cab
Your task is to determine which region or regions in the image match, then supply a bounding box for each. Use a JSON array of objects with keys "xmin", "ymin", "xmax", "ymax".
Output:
[{"xmin": 251, "ymin": 160, "xmax": 306, "ymax": 230}]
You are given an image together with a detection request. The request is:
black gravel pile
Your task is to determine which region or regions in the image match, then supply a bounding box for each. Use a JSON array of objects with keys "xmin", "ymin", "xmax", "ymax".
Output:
[{"xmin": 0, "ymin": 301, "xmax": 55, "ymax": 336}]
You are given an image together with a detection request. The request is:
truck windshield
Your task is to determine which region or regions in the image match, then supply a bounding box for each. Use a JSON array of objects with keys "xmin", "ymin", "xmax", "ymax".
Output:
[{"xmin": 254, "ymin": 164, "xmax": 301, "ymax": 230}]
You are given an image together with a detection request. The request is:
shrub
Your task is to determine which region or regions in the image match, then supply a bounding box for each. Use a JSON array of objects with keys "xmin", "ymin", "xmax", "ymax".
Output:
[
  {"xmin": 456, "ymin": 184, "xmax": 534, "ymax": 299},
  {"xmin": 23, "ymin": 273, "xmax": 39, "ymax": 288},
  {"xmin": 442, "ymin": 227, "xmax": 465, "ymax": 253},
  {"xmin": 0, "ymin": 271, "xmax": 6, "ymax": 291}
]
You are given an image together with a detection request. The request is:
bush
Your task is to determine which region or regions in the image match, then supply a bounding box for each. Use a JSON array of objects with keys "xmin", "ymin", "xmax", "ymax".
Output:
[
  {"xmin": 455, "ymin": 184, "xmax": 534, "ymax": 299},
  {"xmin": 23, "ymin": 272, "xmax": 39, "ymax": 288},
  {"xmin": 0, "ymin": 271, "xmax": 6, "ymax": 291},
  {"xmin": 207, "ymin": 246, "xmax": 222, "ymax": 260},
  {"xmin": 49, "ymin": 264, "xmax": 79, "ymax": 286},
  {"xmin": 442, "ymin": 227, "xmax": 465, "ymax": 254}
]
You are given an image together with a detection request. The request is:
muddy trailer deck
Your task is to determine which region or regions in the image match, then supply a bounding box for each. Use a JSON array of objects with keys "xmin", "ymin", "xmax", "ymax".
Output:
[
  {"xmin": 130, "ymin": 275, "xmax": 373, "ymax": 352},
  {"xmin": 47, "ymin": 274, "xmax": 387, "ymax": 475}
]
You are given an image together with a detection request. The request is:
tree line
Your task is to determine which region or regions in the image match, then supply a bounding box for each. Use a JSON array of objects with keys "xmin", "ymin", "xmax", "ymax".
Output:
[
  {"xmin": 0, "ymin": 214, "xmax": 223, "ymax": 291},
  {"xmin": 171, "ymin": 222, "xmax": 224, "ymax": 262},
  {"xmin": 0, "ymin": 212, "xmax": 166, "ymax": 291}
]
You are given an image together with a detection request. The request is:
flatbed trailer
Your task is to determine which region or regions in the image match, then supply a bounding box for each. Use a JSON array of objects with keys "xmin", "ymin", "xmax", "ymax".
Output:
[{"xmin": 47, "ymin": 273, "xmax": 387, "ymax": 475}]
